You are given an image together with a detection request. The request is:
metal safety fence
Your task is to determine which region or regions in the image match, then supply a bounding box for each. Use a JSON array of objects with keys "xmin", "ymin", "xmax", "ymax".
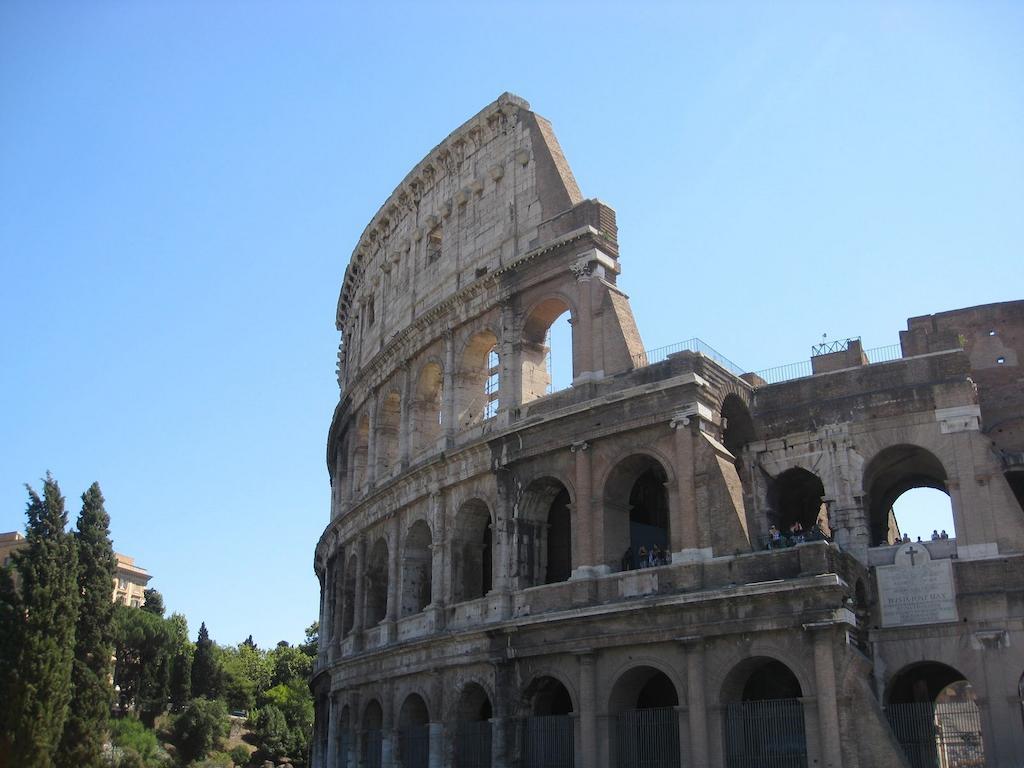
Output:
[
  {"xmin": 724, "ymin": 698, "xmax": 808, "ymax": 768},
  {"xmin": 886, "ymin": 701, "xmax": 986, "ymax": 768},
  {"xmin": 398, "ymin": 724, "xmax": 431, "ymax": 768},
  {"xmin": 362, "ymin": 728, "xmax": 383, "ymax": 768},
  {"xmin": 521, "ymin": 714, "xmax": 575, "ymax": 768},
  {"xmin": 337, "ymin": 731, "xmax": 351, "ymax": 768},
  {"xmin": 613, "ymin": 706, "xmax": 681, "ymax": 768},
  {"xmin": 455, "ymin": 720, "xmax": 492, "ymax": 768}
]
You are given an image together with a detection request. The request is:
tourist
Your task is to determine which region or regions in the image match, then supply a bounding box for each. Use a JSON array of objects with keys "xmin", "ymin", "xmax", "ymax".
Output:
[
  {"xmin": 931, "ymin": 530, "xmax": 940, "ymax": 540},
  {"xmin": 621, "ymin": 547, "xmax": 633, "ymax": 571},
  {"xmin": 651, "ymin": 543, "xmax": 662, "ymax": 566},
  {"xmin": 901, "ymin": 533, "xmax": 911, "ymax": 544},
  {"xmin": 768, "ymin": 524, "xmax": 781, "ymax": 549},
  {"xmin": 940, "ymin": 529, "xmax": 949, "ymax": 540},
  {"xmin": 638, "ymin": 545, "xmax": 648, "ymax": 568}
]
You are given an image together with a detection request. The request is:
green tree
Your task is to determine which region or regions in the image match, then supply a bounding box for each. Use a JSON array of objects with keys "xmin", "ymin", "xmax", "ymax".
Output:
[
  {"xmin": 0, "ymin": 564, "xmax": 22, "ymax": 765},
  {"xmin": 8, "ymin": 475, "xmax": 80, "ymax": 768},
  {"xmin": 112, "ymin": 605, "xmax": 173, "ymax": 726},
  {"xmin": 249, "ymin": 704, "xmax": 289, "ymax": 758},
  {"xmin": 173, "ymin": 697, "xmax": 228, "ymax": 763},
  {"xmin": 141, "ymin": 587, "xmax": 165, "ymax": 617},
  {"xmin": 191, "ymin": 621, "xmax": 222, "ymax": 700},
  {"xmin": 267, "ymin": 642, "xmax": 312, "ymax": 688},
  {"xmin": 167, "ymin": 612, "xmax": 194, "ymax": 711},
  {"xmin": 299, "ymin": 621, "xmax": 318, "ymax": 657},
  {"xmin": 58, "ymin": 483, "xmax": 118, "ymax": 768}
]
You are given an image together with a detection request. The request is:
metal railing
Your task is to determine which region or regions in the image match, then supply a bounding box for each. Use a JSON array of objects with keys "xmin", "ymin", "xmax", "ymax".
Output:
[
  {"xmin": 613, "ymin": 707, "xmax": 681, "ymax": 768},
  {"xmin": 338, "ymin": 732, "xmax": 351, "ymax": 768},
  {"xmin": 886, "ymin": 701, "xmax": 986, "ymax": 768},
  {"xmin": 631, "ymin": 338, "xmax": 745, "ymax": 376},
  {"xmin": 754, "ymin": 343, "xmax": 905, "ymax": 385},
  {"xmin": 521, "ymin": 715, "xmax": 575, "ymax": 768},
  {"xmin": 363, "ymin": 728, "xmax": 383, "ymax": 768},
  {"xmin": 398, "ymin": 724, "xmax": 430, "ymax": 768},
  {"xmin": 455, "ymin": 720, "xmax": 492, "ymax": 768},
  {"xmin": 724, "ymin": 699, "xmax": 808, "ymax": 768}
]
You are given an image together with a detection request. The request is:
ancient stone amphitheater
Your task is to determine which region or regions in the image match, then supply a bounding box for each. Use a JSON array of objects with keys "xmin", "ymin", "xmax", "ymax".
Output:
[{"xmin": 311, "ymin": 93, "xmax": 1024, "ymax": 768}]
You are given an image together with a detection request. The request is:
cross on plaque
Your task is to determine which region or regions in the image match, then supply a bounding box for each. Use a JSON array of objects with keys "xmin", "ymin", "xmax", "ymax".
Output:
[{"xmin": 905, "ymin": 545, "xmax": 919, "ymax": 566}]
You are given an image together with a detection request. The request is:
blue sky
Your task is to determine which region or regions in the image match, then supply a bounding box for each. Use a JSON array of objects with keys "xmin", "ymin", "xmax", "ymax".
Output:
[{"xmin": 1, "ymin": 1, "xmax": 1020, "ymax": 647}]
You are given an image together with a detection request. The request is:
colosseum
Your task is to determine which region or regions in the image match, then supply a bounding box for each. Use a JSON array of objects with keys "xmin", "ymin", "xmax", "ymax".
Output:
[{"xmin": 311, "ymin": 93, "xmax": 1024, "ymax": 768}]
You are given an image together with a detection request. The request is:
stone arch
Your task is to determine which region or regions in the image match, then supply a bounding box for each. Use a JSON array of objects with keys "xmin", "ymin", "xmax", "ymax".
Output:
[
  {"xmin": 336, "ymin": 704, "xmax": 354, "ymax": 768},
  {"xmin": 517, "ymin": 475, "xmax": 573, "ymax": 587},
  {"xmin": 863, "ymin": 444, "xmax": 950, "ymax": 546},
  {"xmin": 453, "ymin": 682, "xmax": 493, "ymax": 768},
  {"xmin": 452, "ymin": 499, "xmax": 493, "ymax": 603},
  {"xmin": 456, "ymin": 329, "xmax": 500, "ymax": 428},
  {"xmin": 397, "ymin": 692, "xmax": 431, "ymax": 768},
  {"xmin": 520, "ymin": 294, "xmax": 577, "ymax": 403},
  {"xmin": 720, "ymin": 657, "xmax": 804, "ymax": 703},
  {"xmin": 377, "ymin": 389, "xmax": 402, "ymax": 477},
  {"xmin": 361, "ymin": 699, "xmax": 384, "ymax": 768},
  {"xmin": 707, "ymin": 645, "xmax": 814, "ymax": 708},
  {"xmin": 364, "ymin": 537, "xmax": 389, "ymax": 626},
  {"xmin": 602, "ymin": 451, "xmax": 673, "ymax": 570},
  {"xmin": 767, "ymin": 467, "xmax": 829, "ymax": 539},
  {"xmin": 608, "ymin": 663, "xmax": 682, "ymax": 768},
  {"xmin": 342, "ymin": 553, "xmax": 358, "ymax": 636},
  {"xmin": 352, "ymin": 412, "xmax": 370, "ymax": 492},
  {"xmin": 401, "ymin": 519, "xmax": 433, "ymax": 617},
  {"xmin": 523, "ymin": 675, "xmax": 575, "ymax": 716},
  {"xmin": 519, "ymin": 668, "xmax": 578, "ymax": 716},
  {"xmin": 885, "ymin": 661, "xmax": 975, "ymax": 705},
  {"xmin": 412, "ymin": 360, "xmax": 444, "ymax": 456},
  {"xmin": 720, "ymin": 393, "xmax": 756, "ymax": 460}
]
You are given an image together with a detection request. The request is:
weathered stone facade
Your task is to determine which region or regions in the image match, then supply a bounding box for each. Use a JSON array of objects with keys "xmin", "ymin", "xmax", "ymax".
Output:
[{"xmin": 311, "ymin": 94, "xmax": 1024, "ymax": 767}]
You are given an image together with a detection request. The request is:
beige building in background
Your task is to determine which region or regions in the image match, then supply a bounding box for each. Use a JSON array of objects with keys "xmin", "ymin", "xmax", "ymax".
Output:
[{"xmin": 1, "ymin": 530, "xmax": 152, "ymax": 606}]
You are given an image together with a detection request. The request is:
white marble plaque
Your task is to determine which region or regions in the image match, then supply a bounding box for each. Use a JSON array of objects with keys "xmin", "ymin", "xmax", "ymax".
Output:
[{"xmin": 877, "ymin": 543, "xmax": 958, "ymax": 627}]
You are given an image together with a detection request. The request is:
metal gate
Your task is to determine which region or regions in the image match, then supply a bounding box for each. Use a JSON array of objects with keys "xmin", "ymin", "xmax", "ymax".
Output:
[
  {"xmin": 398, "ymin": 724, "xmax": 431, "ymax": 768},
  {"xmin": 886, "ymin": 702, "xmax": 986, "ymax": 768},
  {"xmin": 613, "ymin": 706, "xmax": 680, "ymax": 768},
  {"xmin": 724, "ymin": 699, "xmax": 808, "ymax": 768},
  {"xmin": 363, "ymin": 728, "xmax": 383, "ymax": 768},
  {"xmin": 455, "ymin": 720, "xmax": 492, "ymax": 768},
  {"xmin": 522, "ymin": 714, "xmax": 575, "ymax": 768},
  {"xmin": 337, "ymin": 731, "xmax": 350, "ymax": 768}
]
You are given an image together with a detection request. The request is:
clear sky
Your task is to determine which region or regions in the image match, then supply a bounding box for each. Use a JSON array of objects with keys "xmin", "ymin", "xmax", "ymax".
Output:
[{"xmin": 1, "ymin": 1, "xmax": 1021, "ymax": 647}]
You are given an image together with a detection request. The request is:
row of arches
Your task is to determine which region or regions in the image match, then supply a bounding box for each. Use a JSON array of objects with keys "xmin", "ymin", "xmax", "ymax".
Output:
[{"xmin": 339, "ymin": 298, "xmax": 575, "ymax": 497}]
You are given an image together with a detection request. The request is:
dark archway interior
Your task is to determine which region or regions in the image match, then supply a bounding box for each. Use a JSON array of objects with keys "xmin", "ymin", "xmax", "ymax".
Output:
[
  {"xmin": 454, "ymin": 501, "xmax": 492, "ymax": 602},
  {"xmin": 481, "ymin": 519, "xmax": 493, "ymax": 596},
  {"xmin": 636, "ymin": 672, "xmax": 679, "ymax": 709},
  {"xmin": 722, "ymin": 394, "xmax": 756, "ymax": 459},
  {"xmin": 864, "ymin": 445, "xmax": 949, "ymax": 546},
  {"xmin": 1007, "ymin": 471, "xmax": 1024, "ymax": 513},
  {"xmin": 768, "ymin": 468, "xmax": 827, "ymax": 534},
  {"xmin": 609, "ymin": 666, "xmax": 679, "ymax": 713},
  {"xmin": 629, "ymin": 464, "xmax": 669, "ymax": 564},
  {"xmin": 741, "ymin": 660, "xmax": 803, "ymax": 701},
  {"xmin": 363, "ymin": 700, "xmax": 383, "ymax": 730},
  {"xmin": 458, "ymin": 684, "xmax": 493, "ymax": 722},
  {"xmin": 546, "ymin": 488, "xmax": 571, "ymax": 584},
  {"xmin": 528, "ymin": 677, "xmax": 574, "ymax": 716},
  {"xmin": 401, "ymin": 520, "xmax": 432, "ymax": 617},
  {"xmin": 887, "ymin": 662, "xmax": 968, "ymax": 705},
  {"xmin": 342, "ymin": 556, "xmax": 357, "ymax": 635},
  {"xmin": 399, "ymin": 694, "xmax": 430, "ymax": 729},
  {"xmin": 364, "ymin": 538, "xmax": 389, "ymax": 626}
]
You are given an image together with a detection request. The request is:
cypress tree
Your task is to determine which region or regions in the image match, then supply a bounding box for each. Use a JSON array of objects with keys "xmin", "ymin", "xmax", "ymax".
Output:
[
  {"xmin": 57, "ymin": 483, "xmax": 117, "ymax": 768},
  {"xmin": 9, "ymin": 475, "xmax": 80, "ymax": 768},
  {"xmin": 0, "ymin": 563, "xmax": 22, "ymax": 768},
  {"xmin": 141, "ymin": 587, "xmax": 165, "ymax": 616},
  {"xmin": 191, "ymin": 622, "xmax": 220, "ymax": 699}
]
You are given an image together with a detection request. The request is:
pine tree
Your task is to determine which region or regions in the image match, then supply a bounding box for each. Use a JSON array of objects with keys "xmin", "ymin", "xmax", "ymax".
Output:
[
  {"xmin": 9, "ymin": 475, "xmax": 80, "ymax": 768},
  {"xmin": 142, "ymin": 587, "xmax": 165, "ymax": 616},
  {"xmin": 168, "ymin": 613, "xmax": 194, "ymax": 711},
  {"xmin": 57, "ymin": 483, "xmax": 117, "ymax": 768},
  {"xmin": 0, "ymin": 563, "xmax": 22, "ymax": 768},
  {"xmin": 191, "ymin": 622, "xmax": 221, "ymax": 699}
]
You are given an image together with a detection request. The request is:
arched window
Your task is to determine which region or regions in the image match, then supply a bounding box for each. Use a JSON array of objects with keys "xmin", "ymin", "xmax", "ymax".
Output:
[
  {"xmin": 520, "ymin": 298, "xmax": 574, "ymax": 403},
  {"xmin": 412, "ymin": 362, "xmax": 444, "ymax": 456},
  {"xmin": 521, "ymin": 677, "xmax": 574, "ymax": 768},
  {"xmin": 721, "ymin": 394, "xmax": 756, "ymax": 467},
  {"xmin": 722, "ymin": 658, "xmax": 807, "ymax": 768},
  {"xmin": 352, "ymin": 414, "xmax": 370, "ymax": 492},
  {"xmin": 768, "ymin": 467, "xmax": 829, "ymax": 541},
  {"xmin": 364, "ymin": 538, "xmax": 389, "ymax": 627},
  {"xmin": 377, "ymin": 391, "xmax": 401, "ymax": 476},
  {"xmin": 398, "ymin": 694, "xmax": 430, "ymax": 768},
  {"xmin": 604, "ymin": 455, "xmax": 671, "ymax": 571},
  {"xmin": 401, "ymin": 520, "xmax": 433, "ymax": 617},
  {"xmin": 342, "ymin": 555, "xmax": 358, "ymax": 636},
  {"xmin": 609, "ymin": 667, "xmax": 680, "ymax": 768},
  {"xmin": 452, "ymin": 500, "xmax": 492, "ymax": 602},
  {"xmin": 864, "ymin": 445, "xmax": 952, "ymax": 546},
  {"xmin": 457, "ymin": 330, "xmax": 499, "ymax": 428},
  {"xmin": 455, "ymin": 683, "xmax": 492, "ymax": 768},
  {"xmin": 362, "ymin": 700, "xmax": 384, "ymax": 768},
  {"xmin": 517, "ymin": 478, "xmax": 572, "ymax": 587}
]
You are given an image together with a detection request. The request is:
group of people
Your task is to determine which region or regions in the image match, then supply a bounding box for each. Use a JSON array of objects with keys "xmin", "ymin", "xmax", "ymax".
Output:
[
  {"xmin": 767, "ymin": 521, "xmax": 822, "ymax": 549},
  {"xmin": 894, "ymin": 529, "xmax": 950, "ymax": 544},
  {"xmin": 621, "ymin": 543, "xmax": 669, "ymax": 570}
]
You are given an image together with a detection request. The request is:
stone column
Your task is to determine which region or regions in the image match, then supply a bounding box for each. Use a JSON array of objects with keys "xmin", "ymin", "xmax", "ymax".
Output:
[
  {"xmin": 573, "ymin": 269, "xmax": 595, "ymax": 383},
  {"xmin": 399, "ymin": 363, "xmax": 412, "ymax": 468},
  {"xmin": 428, "ymin": 669, "xmax": 445, "ymax": 768},
  {"xmin": 499, "ymin": 299, "xmax": 519, "ymax": 411},
  {"xmin": 811, "ymin": 626, "xmax": 843, "ymax": 768},
  {"xmin": 366, "ymin": 394, "xmax": 379, "ymax": 487},
  {"xmin": 352, "ymin": 535, "xmax": 366, "ymax": 652},
  {"xmin": 682, "ymin": 638, "xmax": 709, "ymax": 768},
  {"xmin": 670, "ymin": 411, "xmax": 702, "ymax": 560},
  {"xmin": 382, "ymin": 516, "xmax": 399, "ymax": 643},
  {"xmin": 443, "ymin": 330, "xmax": 456, "ymax": 444},
  {"xmin": 570, "ymin": 441, "xmax": 600, "ymax": 576},
  {"xmin": 381, "ymin": 682, "xmax": 395, "ymax": 768},
  {"xmin": 491, "ymin": 476, "xmax": 513, "ymax": 619},
  {"xmin": 428, "ymin": 490, "xmax": 447, "ymax": 630},
  {"xmin": 325, "ymin": 692, "xmax": 339, "ymax": 768},
  {"xmin": 577, "ymin": 652, "xmax": 598, "ymax": 768}
]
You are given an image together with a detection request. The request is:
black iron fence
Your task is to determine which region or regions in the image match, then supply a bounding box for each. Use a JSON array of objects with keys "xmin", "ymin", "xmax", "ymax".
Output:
[
  {"xmin": 398, "ymin": 724, "xmax": 431, "ymax": 768},
  {"xmin": 362, "ymin": 728, "xmax": 383, "ymax": 768},
  {"xmin": 455, "ymin": 720, "xmax": 492, "ymax": 768},
  {"xmin": 337, "ymin": 731, "xmax": 351, "ymax": 768},
  {"xmin": 520, "ymin": 714, "xmax": 575, "ymax": 768},
  {"xmin": 613, "ymin": 706, "xmax": 681, "ymax": 768},
  {"xmin": 724, "ymin": 698, "xmax": 808, "ymax": 768},
  {"xmin": 886, "ymin": 701, "xmax": 986, "ymax": 768}
]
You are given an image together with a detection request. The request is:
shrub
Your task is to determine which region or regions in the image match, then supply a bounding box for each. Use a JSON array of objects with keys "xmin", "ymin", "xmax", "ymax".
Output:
[
  {"xmin": 110, "ymin": 717, "xmax": 160, "ymax": 764},
  {"xmin": 174, "ymin": 697, "xmax": 229, "ymax": 763},
  {"xmin": 189, "ymin": 751, "xmax": 234, "ymax": 767},
  {"xmin": 229, "ymin": 744, "xmax": 251, "ymax": 766},
  {"xmin": 248, "ymin": 704, "xmax": 289, "ymax": 757}
]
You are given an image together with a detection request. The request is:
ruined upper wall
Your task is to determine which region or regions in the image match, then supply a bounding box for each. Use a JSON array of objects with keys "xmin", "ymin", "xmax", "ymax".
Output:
[{"xmin": 336, "ymin": 93, "xmax": 583, "ymax": 379}]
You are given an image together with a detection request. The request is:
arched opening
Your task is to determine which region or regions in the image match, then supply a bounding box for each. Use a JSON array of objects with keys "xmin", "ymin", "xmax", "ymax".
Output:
[
  {"xmin": 721, "ymin": 394, "xmax": 756, "ymax": 461},
  {"xmin": 604, "ymin": 455, "xmax": 670, "ymax": 571},
  {"xmin": 722, "ymin": 658, "xmax": 807, "ymax": 768},
  {"xmin": 890, "ymin": 488, "xmax": 956, "ymax": 544},
  {"xmin": 314, "ymin": 692, "xmax": 329, "ymax": 767},
  {"xmin": 364, "ymin": 538, "xmax": 389, "ymax": 627},
  {"xmin": 1006, "ymin": 470, "xmax": 1024, "ymax": 514},
  {"xmin": 767, "ymin": 467, "xmax": 829, "ymax": 545},
  {"xmin": 337, "ymin": 705, "xmax": 352, "ymax": 768},
  {"xmin": 517, "ymin": 478, "xmax": 572, "ymax": 587},
  {"xmin": 886, "ymin": 663, "xmax": 985, "ymax": 767},
  {"xmin": 455, "ymin": 683, "xmax": 493, "ymax": 768},
  {"xmin": 401, "ymin": 520, "xmax": 433, "ymax": 617},
  {"xmin": 864, "ymin": 445, "xmax": 950, "ymax": 546},
  {"xmin": 377, "ymin": 391, "xmax": 401, "ymax": 477},
  {"xmin": 457, "ymin": 330, "xmax": 500, "ymax": 428},
  {"xmin": 353, "ymin": 413, "xmax": 370, "ymax": 492},
  {"xmin": 342, "ymin": 555, "xmax": 357, "ymax": 636},
  {"xmin": 609, "ymin": 666, "xmax": 680, "ymax": 768},
  {"xmin": 521, "ymin": 676, "xmax": 574, "ymax": 768},
  {"xmin": 413, "ymin": 362, "xmax": 444, "ymax": 456},
  {"xmin": 452, "ymin": 500, "xmax": 492, "ymax": 603},
  {"xmin": 398, "ymin": 693, "xmax": 430, "ymax": 768},
  {"xmin": 362, "ymin": 700, "xmax": 384, "ymax": 768},
  {"xmin": 520, "ymin": 298, "xmax": 574, "ymax": 403}
]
